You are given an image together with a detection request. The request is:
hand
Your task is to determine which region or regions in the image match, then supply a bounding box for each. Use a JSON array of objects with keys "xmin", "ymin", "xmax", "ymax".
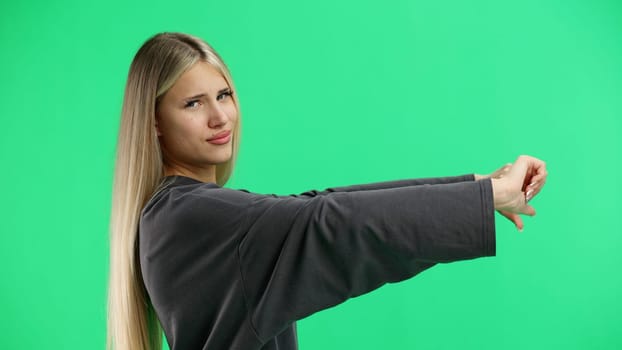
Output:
[
  {"xmin": 475, "ymin": 163, "xmax": 524, "ymax": 230},
  {"xmin": 490, "ymin": 155, "xmax": 548, "ymax": 232},
  {"xmin": 474, "ymin": 163, "xmax": 512, "ymax": 181}
]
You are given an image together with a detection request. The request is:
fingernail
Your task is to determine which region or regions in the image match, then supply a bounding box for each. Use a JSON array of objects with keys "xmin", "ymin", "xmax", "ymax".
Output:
[{"xmin": 526, "ymin": 190, "xmax": 533, "ymax": 201}]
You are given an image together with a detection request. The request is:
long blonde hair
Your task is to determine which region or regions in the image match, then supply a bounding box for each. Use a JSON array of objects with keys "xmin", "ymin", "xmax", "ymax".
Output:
[{"xmin": 107, "ymin": 32, "xmax": 242, "ymax": 350}]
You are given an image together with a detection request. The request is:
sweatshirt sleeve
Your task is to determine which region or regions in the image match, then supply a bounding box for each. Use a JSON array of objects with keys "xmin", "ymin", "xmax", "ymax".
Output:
[
  {"xmin": 288, "ymin": 174, "xmax": 475, "ymax": 197},
  {"xmin": 237, "ymin": 178, "xmax": 496, "ymax": 343}
]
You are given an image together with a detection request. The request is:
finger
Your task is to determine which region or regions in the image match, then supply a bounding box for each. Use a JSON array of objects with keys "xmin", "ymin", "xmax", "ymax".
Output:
[
  {"xmin": 522, "ymin": 170, "xmax": 533, "ymax": 191},
  {"xmin": 507, "ymin": 158, "xmax": 533, "ymax": 194},
  {"xmin": 524, "ymin": 164, "xmax": 541, "ymax": 191},
  {"xmin": 511, "ymin": 155, "xmax": 546, "ymax": 191},
  {"xmin": 531, "ymin": 159, "xmax": 547, "ymax": 176},
  {"xmin": 516, "ymin": 155, "xmax": 546, "ymax": 171},
  {"xmin": 508, "ymin": 156, "xmax": 529, "ymax": 182},
  {"xmin": 527, "ymin": 177, "xmax": 547, "ymax": 199},
  {"xmin": 528, "ymin": 170, "xmax": 548, "ymax": 187},
  {"xmin": 527, "ymin": 179, "xmax": 541, "ymax": 189},
  {"xmin": 521, "ymin": 155, "xmax": 547, "ymax": 179},
  {"xmin": 507, "ymin": 156, "xmax": 546, "ymax": 206},
  {"xmin": 527, "ymin": 181, "xmax": 546, "ymax": 201}
]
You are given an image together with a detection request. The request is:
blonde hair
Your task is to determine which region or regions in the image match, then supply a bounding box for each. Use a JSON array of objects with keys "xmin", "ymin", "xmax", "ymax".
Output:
[{"xmin": 107, "ymin": 32, "xmax": 242, "ymax": 350}]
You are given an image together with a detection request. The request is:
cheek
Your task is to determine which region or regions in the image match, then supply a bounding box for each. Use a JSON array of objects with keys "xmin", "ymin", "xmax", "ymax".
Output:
[
  {"xmin": 226, "ymin": 104, "xmax": 239, "ymax": 123},
  {"xmin": 163, "ymin": 117, "xmax": 203, "ymax": 144}
]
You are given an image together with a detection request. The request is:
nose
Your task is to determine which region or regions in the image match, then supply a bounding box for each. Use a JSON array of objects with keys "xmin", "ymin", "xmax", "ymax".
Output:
[{"xmin": 207, "ymin": 102, "xmax": 229, "ymax": 128}]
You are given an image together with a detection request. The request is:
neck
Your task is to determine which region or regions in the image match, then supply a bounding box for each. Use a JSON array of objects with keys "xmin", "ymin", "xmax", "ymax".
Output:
[{"xmin": 163, "ymin": 165, "xmax": 217, "ymax": 184}]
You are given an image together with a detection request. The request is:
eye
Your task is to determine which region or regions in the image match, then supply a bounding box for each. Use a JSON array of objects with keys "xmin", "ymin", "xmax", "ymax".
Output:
[
  {"xmin": 217, "ymin": 90, "xmax": 234, "ymax": 101},
  {"xmin": 184, "ymin": 100, "xmax": 201, "ymax": 109}
]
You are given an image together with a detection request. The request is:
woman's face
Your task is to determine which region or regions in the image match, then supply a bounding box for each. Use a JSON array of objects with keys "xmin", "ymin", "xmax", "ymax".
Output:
[{"xmin": 155, "ymin": 61, "xmax": 237, "ymax": 180}]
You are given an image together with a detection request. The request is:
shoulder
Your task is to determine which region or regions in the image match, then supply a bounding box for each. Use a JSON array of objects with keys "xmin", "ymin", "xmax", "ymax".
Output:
[
  {"xmin": 138, "ymin": 181, "xmax": 262, "ymax": 254},
  {"xmin": 142, "ymin": 181, "xmax": 254, "ymax": 224}
]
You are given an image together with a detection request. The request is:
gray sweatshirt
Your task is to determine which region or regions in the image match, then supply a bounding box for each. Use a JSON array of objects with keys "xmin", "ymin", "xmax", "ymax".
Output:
[{"xmin": 138, "ymin": 174, "xmax": 496, "ymax": 350}]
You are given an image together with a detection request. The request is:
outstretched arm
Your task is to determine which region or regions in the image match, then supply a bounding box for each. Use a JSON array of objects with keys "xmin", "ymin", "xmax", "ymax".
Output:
[
  {"xmin": 238, "ymin": 179, "xmax": 495, "ymax": 342},
  {"xmin": 239, "ymin": 156, "xmax": 547, "ymax": 341},
  {"xmin": 253, "ymin": 174, "xmax": 477, "ymax": 198},
  {"xmin": 278, "ymin": 163, "xmax": 514, "ymax": 197}
]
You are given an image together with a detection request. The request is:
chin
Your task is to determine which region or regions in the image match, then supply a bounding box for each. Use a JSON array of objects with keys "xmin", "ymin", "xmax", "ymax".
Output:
[{"xmin": 210, "ymin": 153, "xmax": 233, "ymax": 164}]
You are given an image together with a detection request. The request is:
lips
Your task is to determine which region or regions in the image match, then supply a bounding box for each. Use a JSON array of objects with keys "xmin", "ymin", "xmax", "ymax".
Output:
[{"xmin": 207, "ymin": 130, "xmax": 231, "ymax": 141}]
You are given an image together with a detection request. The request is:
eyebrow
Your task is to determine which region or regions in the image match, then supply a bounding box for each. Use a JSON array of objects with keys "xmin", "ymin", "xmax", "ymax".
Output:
[{"xmin": 183, "ymin": 87, "xmax": 231, "ymax": 101}]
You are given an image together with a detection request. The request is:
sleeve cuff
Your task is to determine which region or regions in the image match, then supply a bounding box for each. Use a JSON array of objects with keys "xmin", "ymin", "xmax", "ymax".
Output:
[{"xmin": 480, "ymin": 178, "xmax": 497, "ymax": 257}]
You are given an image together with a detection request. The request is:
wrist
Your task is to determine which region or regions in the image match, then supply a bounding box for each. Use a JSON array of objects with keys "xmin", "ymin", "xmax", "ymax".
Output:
[
  {"xmin": 474, "ymin": 173, "xmax": 488, "ymax": 181},
  {"xmin": 490, "ymin": 178, "xmax": 507, "ymax": 210}
]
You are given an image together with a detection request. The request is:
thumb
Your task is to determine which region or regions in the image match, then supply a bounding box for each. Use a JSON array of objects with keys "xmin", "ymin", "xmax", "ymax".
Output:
[
  {"xmin": 499, "ymin": 210, "xmax": 524, "ymax": 232},
  {"xmin": 520, "ymin": 203, "xmax": 537, "ymax": 217}
]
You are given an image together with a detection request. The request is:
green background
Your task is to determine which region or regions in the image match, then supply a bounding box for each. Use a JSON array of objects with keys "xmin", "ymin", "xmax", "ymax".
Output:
[{"xmin": 1, "ymin": 0, "xmax": 620, "ymax": 349}]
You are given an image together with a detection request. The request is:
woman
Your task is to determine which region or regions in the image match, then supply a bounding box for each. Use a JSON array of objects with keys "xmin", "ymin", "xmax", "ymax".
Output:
[{"xmin": 107, "ymin": 32, "xmax": 547, "ymax": 350}]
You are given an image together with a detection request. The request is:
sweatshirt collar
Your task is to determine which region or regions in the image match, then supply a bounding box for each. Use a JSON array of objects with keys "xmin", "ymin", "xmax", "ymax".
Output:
[{"xmin": 162, "ymin": 175, "xmax": 220, "ymax": 187}]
